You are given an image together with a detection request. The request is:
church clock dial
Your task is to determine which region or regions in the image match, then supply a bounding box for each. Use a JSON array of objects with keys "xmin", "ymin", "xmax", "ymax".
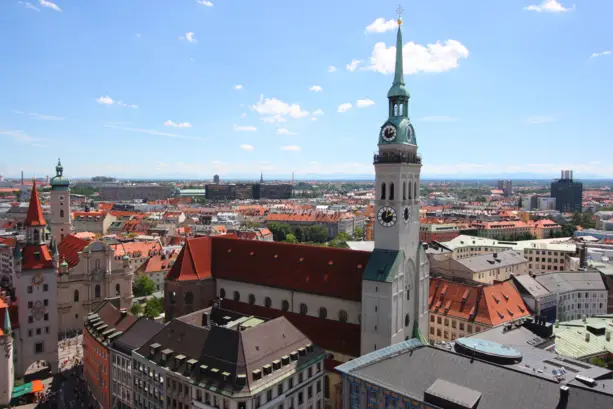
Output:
[
  {"xmin": 403, "ymin": 206, "xmax": 411, "ymax": 223},
  {"xmin": 377, "ymin": 206, "xmax": 397, "ymax": 227},
  {"xmin": 381, "ymin": 125, "xmax": 397, "ymax": 142}
]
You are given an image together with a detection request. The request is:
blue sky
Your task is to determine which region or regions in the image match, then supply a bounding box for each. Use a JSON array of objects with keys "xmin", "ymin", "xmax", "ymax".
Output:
[{"xmin": 1, "ymin": 0, "xmax": 612, "ymax": 179}]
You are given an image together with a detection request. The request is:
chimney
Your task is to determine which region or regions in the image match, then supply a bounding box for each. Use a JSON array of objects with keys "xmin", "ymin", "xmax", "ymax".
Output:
[
  {"xmin": 201, "ymin": 312, "xmax": 209, "ymax": 327},
  {"xmin": 493, "ymin": 252, "xmax": 498, "ymax": 258},
  {"xmin": 582, "ymin": 314, "xmax": 587, "ymax": 323},
  {"xmin": 585, "ymin": 332, "xmax": 590, "ymax": 342},
  {"xmin": 560, "ymin": 385, "xmax": 569, "ymax": 402},
  {"xmin": 120, "ymin": 308, "xmax": 128, "ymax": 317},
  {"xmin": 606, "ymin": 331, "xmax": 611, "ymax": 342}
]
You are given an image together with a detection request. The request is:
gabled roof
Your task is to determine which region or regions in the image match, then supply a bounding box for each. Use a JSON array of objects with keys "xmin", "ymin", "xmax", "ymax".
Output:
[
  {"xmin": 24, "ymin": 182, "xmax": 46, "ymax": 227},
  {"xmin": 58, "ymin": 234, "xmax": 91, "ymax": 269},
  {"xmin": 94, "ymin": 301, "xmax": 138, "ymax": 332},
  {"xmin": 21, "ymin": 245, "xmax": 55, "ymax": 270},
  {"xmin": 211, "ymin": 235, "xmax": 370, "ymax": 302},
  {"xmin": 166, "ymin": 236, "xmax": 213, "ymax": 281},
  {"xmin": 429, "ymin": 278, "xmax": 530, "ymax": 327}
]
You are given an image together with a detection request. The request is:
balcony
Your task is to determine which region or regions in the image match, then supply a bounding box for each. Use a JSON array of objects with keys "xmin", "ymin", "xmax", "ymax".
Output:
[{"xmin": 373, "ymin": 151, "xmax": 421, "ymax": 165}]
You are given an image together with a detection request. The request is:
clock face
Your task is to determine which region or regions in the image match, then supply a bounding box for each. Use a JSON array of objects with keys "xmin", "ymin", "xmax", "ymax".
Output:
[
  {"xmin": 32, "ymin": 273, "xmax": 43, "ymax": 286},
  {"xmin": 58, "ymin": 195, "xmax": 65, "ymax": 201},
  {"xmin": 403, "ymin": 206, "xmax": 411, "ymax": 224},
  {"xmin": 377, "ymin": 206, "xmax": 397, "ymax": 227},
  {"xmin": 381, "ymin": 125, "xmax": 397, "ymax": 142}
]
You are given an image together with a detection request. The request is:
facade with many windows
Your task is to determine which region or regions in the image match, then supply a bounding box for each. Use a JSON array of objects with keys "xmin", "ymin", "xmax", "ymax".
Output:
[{"xmin": 132, "ymin": 306, "xmax": 326, "ymax": 409}]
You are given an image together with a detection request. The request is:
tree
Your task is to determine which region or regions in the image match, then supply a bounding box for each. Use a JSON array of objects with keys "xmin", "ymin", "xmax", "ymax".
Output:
[
  {"xmin": 130, "ymin": 303, "xmax": 143, "ymax": 316},
  {"xmin": 284, "ymin": 233, "xmax": 298, "ymax": 244},
  {"xmin": 475, "ymin": 196, "xmax": 487, "ymax": 203},
  {"xmin": 267, "ymin": 222, "xmax": 292, "ymax": 242},
  {"xmin": 353, "ymin": 227, "xmax": 364, "ymax": 240},
  {"xmin": 244, "ymin": 221, "xmax": 261, "ymax": 229},
  {"xmin": 133, "ymin": 275, "xmax": 156, "ymax": 297},
  {"xmin": 143, "ymin": 297, "xmax": 163, "ymax": 319},
  {"xmin": 328, "ymin": 233, "xmax": 350, "ymax": 248},
  {"xmin": 306, "ymin": 225, "xmax": 329, "ymax": 243}
]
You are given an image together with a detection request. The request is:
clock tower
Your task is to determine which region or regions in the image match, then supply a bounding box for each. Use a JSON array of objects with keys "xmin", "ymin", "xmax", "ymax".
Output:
[
  {"xmin": 360, "ymin": 12, "xmax": 429, "ymax": 355},
  {"xmin": 49, "ymin": 159, "xmax": 72, "ymax": 243}
]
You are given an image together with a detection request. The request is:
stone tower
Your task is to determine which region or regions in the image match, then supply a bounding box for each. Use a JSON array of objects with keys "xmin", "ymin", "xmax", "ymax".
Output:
[
  {"xmin": 360, "ymin": 16, "xmax": 429, "ymax": 354},
  {"xmin": 49, "ymin": 159, "xmax": 71, "ymax": 243}
]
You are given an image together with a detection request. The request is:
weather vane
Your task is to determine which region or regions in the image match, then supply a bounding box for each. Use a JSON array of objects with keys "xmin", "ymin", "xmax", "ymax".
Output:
[{"xmin": 396, "ymin": 4, "xmax": 404, "ymax": 25}]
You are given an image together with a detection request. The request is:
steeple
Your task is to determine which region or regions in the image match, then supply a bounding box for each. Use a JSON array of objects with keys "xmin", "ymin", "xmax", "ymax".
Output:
[
  {"xmin": 387, "ymin": 14, "xmax": 409, "ymax": 99},
  {"xmin": 24, "ymin": 180, "xmax": 46, "ymax": 227},
  {"xmin": 3, "ymin": 308, "xmax": 11, "ymax": 335},
  {"xmin": 260, "ymin": 172, "xmax": 264, "ymax": 183},
  {"xmin": 55, "ymin": 158, "xmax": 63, "ymax": 177}
]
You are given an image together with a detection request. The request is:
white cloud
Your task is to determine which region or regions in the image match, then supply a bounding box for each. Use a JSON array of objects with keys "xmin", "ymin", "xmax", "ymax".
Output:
[
  {"xmin": 311, "ymin": 117, "xmax": 317, "ymax": 121},
  {"xmin": 364, "ymin": 40, "xmax": 469, "ymax": 75},
  {"xmin": 346, "ymin": 60, "xmax": 362, "ymax": 71},
  {"xmin": 523, "ymin": 115, "xmax": 557, "ymax": 124},
  {"xmin": 309, "ymin": 85, "xmax": 323, "ymax": 92},
  {"xmin": 277, "ymin": 128, "xmax": 297, "ymax": 135},
  {"xmin": 524, "ymin": 0, "xmax": 574, "ymax": 12},
  {"xmin": 0, "ymin": 129, "xmax": 47, "ymax": 147},
  {"xmin": 261, "ymin": 115, "xmax": 287, "ymax": 124},
  {"xmin": 164, "ymin": 120, "xmax": 192, "ymax": 128},
  {"xmin": 136, "ymin": 33, "xmax": 142, "ymax": 38},
  {"xmin": 104, "ymin": 124, "xmax": 204, "ymax": 140},
  {"xmin": 234, "ymin": 84, "xmax": 243, "ymax": 90},
  {"xmin": 356, "ymin": 98, "xmax": 375, "ymax": 108},
  {"xmin": 240, "ymin": 113, "xmax": 247, "ymax": 118},
  {"xmin": 312, "ymin": 109, "xmax": 324, "ymax": 116},
  {"xmin": 29, "ymin": 113, "xmax": 64, "ymax": 120},
  {"xmin": 197, "ymin": 0, "xmax": 213, "ymax": 6},
  {"xmin": 240, "ymin": 144, "xmax": 254, "ymax": 151},
  {"xmin": 337, "ymin": 103, "xmax": 352, "ymax": 113},
  {"xmin": 365, "ymin": 18, "xmax": 397, "ymax": 33},
  {"xmin": 18, "ymin": 2, "xmax": 40, "ymax": 11},
  {"xmin": 281, "ymin": 145, "xmax": 301, "ymax": 151},
  {"xmin": 328, "ymin": 66, "xmax": 337, "ymax": 73},
  {"xmin": 179, "ymin": 32, "xmax": 198, "ymax": 44},
  {"xmin": 589, "ymin": 51, "xmax": 612, "ymax": 59},
  {"xmin": 420, "ymin": 116, "xmax": 458, "ymax": 122},
  {"xmin": 233, "ymin": 125, "xmax": 257, "ymax": 132},
  {"xmin": 252, "ymin": 95, "xmax": 309, "ymax": 119},
  {"xmin": 39, "ymin": 0, "xmax": 61, "ymax": 12},
  {"xmin": 96, "ymin": 96, "xmax": 137, "ymax": 108}
]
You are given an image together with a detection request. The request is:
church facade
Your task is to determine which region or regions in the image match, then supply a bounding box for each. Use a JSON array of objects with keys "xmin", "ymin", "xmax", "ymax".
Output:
[{"xmin": 164, "ymin": 18, "xmax": 429, "ymax": 409}]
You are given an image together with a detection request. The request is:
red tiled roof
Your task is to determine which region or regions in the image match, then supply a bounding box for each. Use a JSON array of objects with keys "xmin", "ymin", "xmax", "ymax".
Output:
[
  {"xmin": 141, "ymin": 251, "xmax": 178, "ymax": 274},
  {"xmin": 221, "ymin": 299, "xmax": 360, "ymax": 357},
  {"xmin": 166, "ymin": 237, "xmax": 212, "ymax": 281},
  {"xmin": 24, "ymin": 181, "xmax": 46, "ymax": 227},
  {"xmin": 95, "ymin": 301, "xmax": 138, "ymax": 332},
  {"xmin": 58, "ymin": 234, "xmax": 91, "ymax": 269},
  {"xmin": 429, "ymin": 278, "xmax": 530, "ymax": 327},
  {"xmin": 0, "ymin": 237, "xmax": 17, "ymax": 247},
  {"xmin": 21, "ymin": 244, "xmax": 55, "ymax": 270},
  {"xmin": 211, "ymin": 236, "xmax": 369, "ymax": 302}
]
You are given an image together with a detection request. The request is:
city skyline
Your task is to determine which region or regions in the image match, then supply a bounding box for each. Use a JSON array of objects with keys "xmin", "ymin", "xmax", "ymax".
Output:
[{"xmin": 1, "ymin": 0, "xmax": 612, "ymax": 178}]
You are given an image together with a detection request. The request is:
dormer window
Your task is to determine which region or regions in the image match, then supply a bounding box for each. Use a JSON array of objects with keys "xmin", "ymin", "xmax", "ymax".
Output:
[
  {"xmin": 281, "ymin": 356, "xmax": 290, "ymax": 366},
  {"xmin": 290, "ymin": 352, "xmax": 298, "ymax": 361}
]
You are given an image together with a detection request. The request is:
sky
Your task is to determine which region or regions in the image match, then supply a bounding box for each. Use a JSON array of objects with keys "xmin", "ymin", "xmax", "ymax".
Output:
[{"xmin": 1, "ymin": 0, "xmax": 612, "ymax": 180}]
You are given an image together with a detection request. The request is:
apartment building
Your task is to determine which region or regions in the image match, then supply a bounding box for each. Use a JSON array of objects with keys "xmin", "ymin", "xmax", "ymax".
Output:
[
  {"xmin": 419, "ymin": 223, "xmax": 459, "ymax": 243},
  {"xmin": 513, "ymin": 272, "xmax": 608, "ymax": 322},
  {"xmin": 531, "ymin": 219, "xmax": 562, "ymax": 239},
  {"xmin": 132, "ymin": 306, "xmax": 326, "ymax": 409},
  {"xmin": 429, "ymin": 250, "xmax": 528, "ymax": 284},
  {"xmin": 266, "ymin": 211, "xmax": 366, "ymax": 238},
  {"xmin": 72, "ymin": 211, "xmax": 116, "ymax": 235},
  {"xmin": 470, "ymin": 221, "xmax": 532, "ymax": 240},
  {"xmin": 427, "ymin": 278, "xmax": 530, "ymax": 343}
]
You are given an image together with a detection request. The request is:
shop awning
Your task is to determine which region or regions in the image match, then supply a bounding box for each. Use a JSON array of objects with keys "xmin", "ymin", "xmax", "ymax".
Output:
[{"xmin": 11, "ymin": 380, "xmax": 44, "ymax": 399}]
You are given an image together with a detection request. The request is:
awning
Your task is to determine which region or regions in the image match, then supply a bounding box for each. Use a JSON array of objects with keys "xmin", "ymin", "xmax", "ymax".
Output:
[{"xmin": 11, "ymin": 380, "xmax": 44, "ymax": 399}]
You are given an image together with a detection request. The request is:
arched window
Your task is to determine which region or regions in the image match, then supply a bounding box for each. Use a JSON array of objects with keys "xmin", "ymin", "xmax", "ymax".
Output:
[
  {"xmin": 248, "ymin": 294, "xmax": 256, "ymax": 305},
  {"xmin": 60, "ymin": 209, "xmax": 64, "ymax": 218},
  {"xmin": 402, "ymin": 182, "xmax": 407, "ymax": 200},
  {"xmin": 184, "ymin": 292, "xmax": 193, "ymax": 305},
  {"xmin": 95, "ymin": 285, "xmax": 101, "ymax": 299},
  {"xmin": 408, "ymin": 181, "xmax": 412, "ymax": 199},
  {"xmin": 414, "ymin": 181, "xmax": 418, "ymax": 199},
  {"xmin": 393, "ymin": 104, "xmax": 398, "ymax": 116},
  {"xmin": 380, "ymin": 183, "xmax": 386, "ymax": 200},
  {"xmin": 33, "ymin": 229, "xmax": 40, "ymax": 242},
  {"xmin": 399, "ymin": 104, "xmax": 404, "ymax": 116},
  {"xmin": 405, "ymin": 314, "xmax": 410, "ymax": 327},
  {"xmin": 338, "ymin": 310, "xmax": 348, "ymax": 323},
  {"xmin": 319, "ymin": 307, "xmax": 327, "ymax": 319},
  {"xmin": 219, "ymin": 288, "xmax": 226, "ymax": 299},
  {"xmin": 233, "ymin": 291, "xmax": 240, "ymax": 301},
  {"xmin": 389, "ymin": 183, "xmax": 395, "ymax": 200},
  {"xmin": 407, "ymin": 289, "xmax": 410, "ymax": 301},
  {"xmin": 115, "ymin": 283, "xmax": 120, "ymax": 296},
  {"xmin": 300, "ymin": 303, "xmax": 308, "ymax": 315},
  {"xmin": 170, "ymin": 291, "xmax": 176, "ymax": 304},
  {"xmin": 265, "ymin": 297, "xmax": 272, "ymax": 308},
  {"xmin": 281, "ymin": 300, "xmax": 289, "ymax": 311},
  {"xmin": 74, "ymin": 290, "xmax": 79, "ymax": 302}
]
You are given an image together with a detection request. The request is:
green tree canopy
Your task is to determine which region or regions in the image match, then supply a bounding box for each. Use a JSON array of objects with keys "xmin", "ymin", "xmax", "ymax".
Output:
[
  {"xmin": 143, "ymin": 297, "xmax": 164, "ymax": 319},
  {"xmin": 133, "ymin": 275, "xmax": 156, "ymax": 297},
  {"xmin": 267, "ymin": 222, "xmax": 293, "ymax": 241},
  {"xmin": 129, "ymin": 303, "xmax": 143, "ymax": 316}
]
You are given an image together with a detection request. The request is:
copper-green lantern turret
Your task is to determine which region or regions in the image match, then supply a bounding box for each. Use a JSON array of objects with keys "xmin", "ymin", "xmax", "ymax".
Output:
[{"xmin": 50, "ymin": 158, "xmax": 71, "ymax": 190}]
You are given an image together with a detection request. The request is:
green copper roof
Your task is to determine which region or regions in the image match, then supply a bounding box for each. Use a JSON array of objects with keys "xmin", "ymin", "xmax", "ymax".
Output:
[
  {"xmin": 51, "ymin": 158, "xmax": 70, "ymax": 187},
  {"xmin": 362, "ymin": 249, "xmax": 404, "ymax": 282},
  {"xmin": 378, "ymin": 117, "xmax": 416, "ymax": 146},
  {"xmin": 387, "ymin": 25, "xmax": 409, "ymax": 98},
  {"xmin": 4, "ymin": 308, "xmax": 11, "ymax": 333}
]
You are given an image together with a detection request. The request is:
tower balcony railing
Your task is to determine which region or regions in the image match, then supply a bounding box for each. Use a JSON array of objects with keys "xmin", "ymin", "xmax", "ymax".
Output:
[{"xmin": 373, "ymin": 152, "xmax": 422, "ymax": 165}]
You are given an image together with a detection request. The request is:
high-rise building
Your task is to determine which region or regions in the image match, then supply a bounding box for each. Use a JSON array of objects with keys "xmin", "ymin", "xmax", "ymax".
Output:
[
  {"xmin": 497, "ymin": 179, "xmax": 512, "ymax": 197},
  {"xmin": 213, "ymin": 174, "xmax": 220, "ymax": 184},
  {"xmin": 551, "ymin": 170, "xmax": 583, "ymax": 213}
]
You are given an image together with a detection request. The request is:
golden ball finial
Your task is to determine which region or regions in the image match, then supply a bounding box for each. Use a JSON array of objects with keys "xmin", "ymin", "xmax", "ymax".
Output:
[{"xmin": 397, "ymin": 18, "xmax": 403, "ymax": 26}]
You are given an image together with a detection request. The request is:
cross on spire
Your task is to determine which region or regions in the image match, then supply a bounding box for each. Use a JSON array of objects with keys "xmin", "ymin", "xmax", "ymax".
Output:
[{"xmin": 396, "ymin": 4, "xmax": 404, "ymax": 25}]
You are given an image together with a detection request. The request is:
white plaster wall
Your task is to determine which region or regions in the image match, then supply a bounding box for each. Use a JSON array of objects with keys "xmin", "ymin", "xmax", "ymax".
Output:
[
  {"xmin": 50, "ymin": 189, "xmax": 72, "ymax": 242},
  {"xmin": 360, "ymin": 280, "xmax": 392, "ymax": 355},
  {"xmin": 0, "ymin": 336, "xmax": 14, "ymax": 406},
  {"xmin": 216, "ymin": 279, "xmax": 361, "ymax": 325}
]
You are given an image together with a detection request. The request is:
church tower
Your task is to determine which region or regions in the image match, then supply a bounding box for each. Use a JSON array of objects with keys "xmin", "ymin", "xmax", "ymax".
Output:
[
  {"xmin": 49, "ymin": 159, "xmax": 71, "ymax": 243},
  {"xmin": 361, "ymin": 13, "xmax": 429, "ymax": 355}
]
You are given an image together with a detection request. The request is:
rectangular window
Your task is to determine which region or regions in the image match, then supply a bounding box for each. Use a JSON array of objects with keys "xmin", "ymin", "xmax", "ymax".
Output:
[
  {"xmin": 28, "ymin": 316, "xmax": 33, "ymax": 323},
  {"xmin": 27, "ymin": 286, "xmax": 33, "ymax": 294},
  {"xmin": 35, "ymin": 342, "xmax": 44, "ymax": 354},
  {"xmin": 44, "ymin": 299, "xmax": 48, "ymax": 306},
  {"xmin": 267, "ymin": 390, "xmax": 272, "ymax": 401},
  {"xmin": 44, "ymin": 313, "xmax": 49, "ymax": 321},
  {"xmin": 43, "ymin": 284, "xmax": 48, "ymax": 292},
  {"xmin": 28, "ymin": 301, "xmax": 33, "ymax": 308}
]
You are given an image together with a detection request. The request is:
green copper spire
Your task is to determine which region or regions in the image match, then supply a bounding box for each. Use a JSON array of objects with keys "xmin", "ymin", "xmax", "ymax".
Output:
[
  {"xmin": 4, "ymin": 308, "xmax": 11, "ymax": 334},
  {"xmin": 387, "ymin": 14, "xmax": 409, "ymax": 98}
]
